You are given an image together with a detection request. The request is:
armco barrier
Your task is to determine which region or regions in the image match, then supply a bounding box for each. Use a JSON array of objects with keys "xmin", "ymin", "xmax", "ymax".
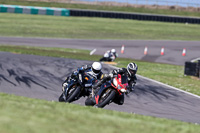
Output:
[
  {"xmin": 70, "ymin": 9, "xmax": 200, "ymax": 24},
  {"xmin": 1, "ymin": 5, "xmax": 200, "ymax": 24},
  {"xmin": 0, "ymin": 5, "xmax": 70, "ymax": 16}
]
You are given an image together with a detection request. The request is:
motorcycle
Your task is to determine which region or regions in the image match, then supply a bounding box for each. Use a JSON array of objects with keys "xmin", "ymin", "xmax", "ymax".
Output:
[
  {"xmin": 85, "ymin": 73, "xmax": 129, "ymax": 108},
  {"xmin": 58, "ymin": 71, "xmax": 96, "ymax": 103},
  {"xmin": 99, "ymin": 52, "xmax": 116, "ymax": 62}
]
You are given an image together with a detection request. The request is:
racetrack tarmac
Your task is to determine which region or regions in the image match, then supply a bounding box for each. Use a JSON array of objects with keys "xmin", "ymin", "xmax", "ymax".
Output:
[
  {"xmin": 1, "ymin": 36, "xmax": 200, "ymax": 65},
  {"xmin": 1, "ymin": 52, "xmax": 200, "ymax": 124}
]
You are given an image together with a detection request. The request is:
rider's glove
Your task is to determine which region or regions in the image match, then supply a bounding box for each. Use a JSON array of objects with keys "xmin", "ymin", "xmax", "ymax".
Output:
[
  {"xmin": 109, "ymin": 73, "xmax": 113, "ymax": 78},
  {"xmin": 83, "ymin": 65, "xmax": 88, "ymax": 69},
  {"xmin": 104, "ymin": 73, "xmax": 113, "ymax": 79},
  {"xmin": 62, "ymin": 82, "xmax": 68, "ymax": 88},
  {"xmin": 71, "ymin": 70, "xmax": 78, "ymax": 77},
  {"xmin": 112, "ymin": 69, "xmax": 118, "ymax": 75}
]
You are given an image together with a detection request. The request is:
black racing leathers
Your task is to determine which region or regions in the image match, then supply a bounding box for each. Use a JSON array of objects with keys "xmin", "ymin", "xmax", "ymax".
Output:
[{"xmin": 62, "ymin": 65, "xmax": 103, "ymax": 87}]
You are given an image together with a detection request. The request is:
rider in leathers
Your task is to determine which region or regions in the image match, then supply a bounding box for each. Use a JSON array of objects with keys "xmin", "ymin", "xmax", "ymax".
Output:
[
  {"xmin": 90, "ymin": 62, "xmax": 138, "ymax": 105},
  {"xmin": 60, "ymin": 62, "xmax": 103, "ymax": 102},
  {"xmin": 100, "ymin": 49, "xmax": 118, "ymax": 62}
]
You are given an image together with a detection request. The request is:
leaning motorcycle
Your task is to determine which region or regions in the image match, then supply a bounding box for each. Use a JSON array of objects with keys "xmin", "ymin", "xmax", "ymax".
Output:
[
  {"xmin": 85, "ymin": 74, "xmax": 129, "ymax": 108},
  {"xmin": 58, "ymin": 71, "xmax": 95, "ymax": 103},
  {"xmin": 99, "ymin": 52, "xmax": 115, "ymax": 62}
]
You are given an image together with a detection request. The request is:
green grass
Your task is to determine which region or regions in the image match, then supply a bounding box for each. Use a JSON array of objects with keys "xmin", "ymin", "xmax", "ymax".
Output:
[
  {"xmin": 1, "ymin": 0, "xmax": 200, "ymax": 17},
  {"xmin": 0, "ymin": 92, "xmax": 200, "ymax": 133},
  {"xmin": 0, "ymin": 45, "xmax": 200, "ymax": 96},
  {"xmin": 1, "ymin": 13, "xmax": 200, "ymax": 40}
]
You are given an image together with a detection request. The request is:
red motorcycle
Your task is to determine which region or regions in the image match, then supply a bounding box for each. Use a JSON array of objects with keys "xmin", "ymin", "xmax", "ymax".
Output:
[{"xmin": 85, "ymin": 74, "xmax": 129, "ymax": 108}]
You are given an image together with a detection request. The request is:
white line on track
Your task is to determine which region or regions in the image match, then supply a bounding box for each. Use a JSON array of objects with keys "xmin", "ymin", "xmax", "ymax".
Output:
[
  {"xmin": 106, "ymin": 64, "xmax": 200, "ymax": 99},
  {"xmin": 191, "ymin": 57, "xmax": 200, "ymax": 62}
]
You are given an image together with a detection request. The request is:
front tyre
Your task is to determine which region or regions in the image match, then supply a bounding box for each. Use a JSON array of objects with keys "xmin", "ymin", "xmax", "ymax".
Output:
[
  {"xmin": 100, "ymin": 57, "xmax": 105, "ymax": 61},
  {"xmin": 96, "ymin": 89, "xmax": 116, "ymax": 108},
  {"xmin": 65, "ymin": 86, "xmax": 81, "ymax": 103},
  {"xmin": 58, "ymin": 93, "xmax": 65, "ymax": 102}
]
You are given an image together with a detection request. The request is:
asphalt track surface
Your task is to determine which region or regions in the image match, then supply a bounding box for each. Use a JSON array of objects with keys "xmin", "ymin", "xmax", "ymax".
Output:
[
  {"xmin": 1, "ymin": 36, "xmax": 200, "ymax": 65},
  {"xmin": 1, "ymin": 52, "xmax": 200, "ymax": 124}
]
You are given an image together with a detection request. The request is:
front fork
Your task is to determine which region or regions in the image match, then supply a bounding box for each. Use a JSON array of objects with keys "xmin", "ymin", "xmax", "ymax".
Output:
[{"xmin": 91, "ymin": 88, "xmax": 95, "ymax": 97}]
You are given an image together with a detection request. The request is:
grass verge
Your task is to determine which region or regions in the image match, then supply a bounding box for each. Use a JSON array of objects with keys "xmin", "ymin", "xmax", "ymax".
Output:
[
  {"xmin": 0, "ymin": 45, "xmax": 199, "ymax": 96},
  {"xmin": 1, "ymin": 13, "xmax": 200, "ymax": 40},
  {"xmin": 0, "ymin": 93, "xmax": 199, "ymax": 133},
  {"xmin": 1, "ymin": 0, "xmax": 200, "ymax": 17}
]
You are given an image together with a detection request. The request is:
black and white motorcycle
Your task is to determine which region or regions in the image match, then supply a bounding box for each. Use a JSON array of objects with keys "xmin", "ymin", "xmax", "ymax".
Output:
[
  {"xmin": 58, "ymin": 70, "xmax": 97, "ymax": 103},
  {"xmin": 99, "ymin": 51, "xmax": 117, "ymax": 62}
]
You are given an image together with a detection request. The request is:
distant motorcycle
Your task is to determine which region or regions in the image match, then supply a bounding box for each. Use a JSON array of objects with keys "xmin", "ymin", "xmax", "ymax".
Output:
[
  {"xmin": 99, "ymin": 52, "xmax": 116, "ymax": 62},
  {"xmin": 58, "ymin": 71, "xmax": 96, "ymax": 103},
  {"xmin": 85, "ymin": 73, "xmax": 129, "ymax": 108}
]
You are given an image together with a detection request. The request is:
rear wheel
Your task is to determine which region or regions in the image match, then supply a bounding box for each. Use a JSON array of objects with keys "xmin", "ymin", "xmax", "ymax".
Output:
[
  {"xmin": 65, "ymin": 86, "xmax": 81, "ymax": 103},
  {"xmin": 96, "ymin": 88, "xmax": 116, "ymax": 108}
]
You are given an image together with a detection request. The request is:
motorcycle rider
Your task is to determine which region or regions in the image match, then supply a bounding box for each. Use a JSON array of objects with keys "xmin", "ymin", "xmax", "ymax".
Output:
[
  {"xmin": 89, "ymin": 62, "xmax": 138, "ymax": 105},
  {"xmin": 110, "ymin": 49, "xmax": 118, "ymax": 60},
  {"xmin": 62, "ymin": 62, "xmax": 103, "ymax": 88},
  {"xmin": 101, "ymin": 49, "xmax": 118, "ymax": 62},
  {"xmin": 60, "ymin": 62, "xmax": 103, "ymax": 102}
]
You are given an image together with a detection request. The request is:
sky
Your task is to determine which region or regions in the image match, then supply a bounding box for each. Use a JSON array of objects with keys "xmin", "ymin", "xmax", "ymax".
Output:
[{"xmin": 80, "ymin": 0, "xmax": 200, "ymax": 7}]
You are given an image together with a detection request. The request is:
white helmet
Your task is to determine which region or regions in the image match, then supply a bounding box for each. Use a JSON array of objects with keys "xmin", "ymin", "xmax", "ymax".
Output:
[
  {"xmin": 111, "ymin": 49, "xmax": 116, "ymax": 53},
  {"xmin": 127, "ymin": 62, "xmax": 138, "ymax": 77},
  {"xmin": 92, "ymin": 62, "xmax": 102, "ymax": 75}
]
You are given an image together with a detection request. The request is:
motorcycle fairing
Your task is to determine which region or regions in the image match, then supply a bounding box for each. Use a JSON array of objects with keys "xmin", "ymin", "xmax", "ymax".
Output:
[
  {"xmin": 64, "ymin": 80, "xmax": 78, "ymax": 97},
  {"xmin": 94, "ymin": 81, "xmax": 112, "ymax": 104}
]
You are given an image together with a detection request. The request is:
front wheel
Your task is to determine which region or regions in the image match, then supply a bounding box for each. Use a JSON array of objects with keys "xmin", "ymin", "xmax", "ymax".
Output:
[
  {"xmin": 58, "ymin": 93, "xmax": 65, "ymax": 102},
  {"xmin": 96, "ymin": 89, "xmax": 116, "ymax": 108},
  {"xmin": 100, "ymin": 57, "xmax": 105, "ymax": 61},
  {"xmin": 65, "ymin": 86, "xmax": 81, "ymax": 103}
]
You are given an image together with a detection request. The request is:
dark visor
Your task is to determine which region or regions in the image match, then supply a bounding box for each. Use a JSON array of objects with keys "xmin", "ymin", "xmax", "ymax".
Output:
[
  {"xmin": 129, "ymin": 70, "xmax": 136, "ymax": 75},
  {"xmin": 92, "ymin": 68, "xmax": 100, "ymax": 74}
]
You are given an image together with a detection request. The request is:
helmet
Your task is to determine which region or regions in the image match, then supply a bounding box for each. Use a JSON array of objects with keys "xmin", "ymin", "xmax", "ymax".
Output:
[
  {"xmin": 92, "ymin": 62, "xmax": 102, "ymax": 75},
  {"xmin": 111, "ymin": 49, "xmax": 116, "ymax": 53},
  {"xmin": 127, "ymin": 62, "xmax": 138, "ymax": 77}
]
